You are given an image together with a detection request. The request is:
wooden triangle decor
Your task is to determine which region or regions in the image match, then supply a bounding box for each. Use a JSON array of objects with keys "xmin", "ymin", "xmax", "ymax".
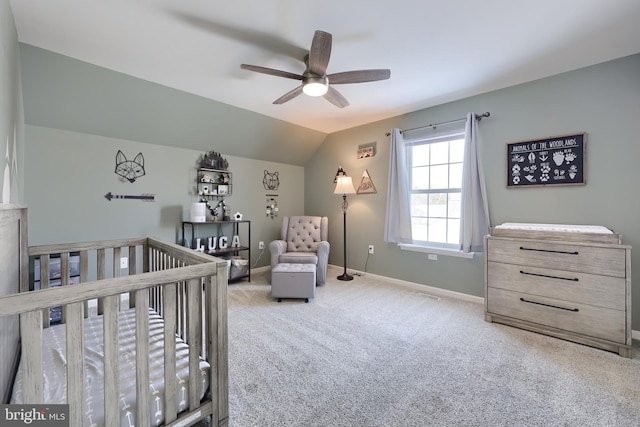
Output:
[{"xmin": 357, "ymin": 169, "xmax": 377, "ymax": 194}]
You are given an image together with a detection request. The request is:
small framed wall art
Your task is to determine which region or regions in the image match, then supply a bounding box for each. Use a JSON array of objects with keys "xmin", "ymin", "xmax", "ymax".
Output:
[
  {"xmin": 506, "ymin": 133, "xmax": 586, "ymax": 188},
  {"xmin": 357, "ymin": 142, "xmax": 376, "ymax": 159}
]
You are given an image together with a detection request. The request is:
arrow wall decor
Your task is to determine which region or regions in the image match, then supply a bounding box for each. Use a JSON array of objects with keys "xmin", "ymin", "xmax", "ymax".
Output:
[{"xmin": 104, "ymin": 192, "xmax": 155, "ymax": 202}]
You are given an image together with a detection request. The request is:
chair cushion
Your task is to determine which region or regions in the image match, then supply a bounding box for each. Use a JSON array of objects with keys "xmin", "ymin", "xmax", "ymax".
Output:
[
  {"xmin": 286, "ymin": 216, "xmax": 323, "ymax": 252},
  {"xmin": 280, "ymin": 252, "xmax": 318, "ymax": 264}
]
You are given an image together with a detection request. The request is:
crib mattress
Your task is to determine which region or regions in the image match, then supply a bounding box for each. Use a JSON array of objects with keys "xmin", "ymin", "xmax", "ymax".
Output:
[{"xmin": 11, "ymin": 307, "xmax": 210, "ymax": 427}]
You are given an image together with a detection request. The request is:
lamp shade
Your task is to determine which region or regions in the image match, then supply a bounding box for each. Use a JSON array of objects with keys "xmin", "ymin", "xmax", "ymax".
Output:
[{"xmin": 334, "ymin": 176, "xmax": 356, "ymax": 195}]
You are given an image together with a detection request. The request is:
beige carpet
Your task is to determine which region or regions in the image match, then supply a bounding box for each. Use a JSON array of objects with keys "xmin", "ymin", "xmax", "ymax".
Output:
[{"xmin": 227, "ymin": 267, "xmax": 640, "ymax": 427}]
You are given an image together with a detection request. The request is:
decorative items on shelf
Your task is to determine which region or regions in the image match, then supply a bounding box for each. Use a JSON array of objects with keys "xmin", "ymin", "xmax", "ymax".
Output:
[
  {"xmin": 200, "ymin": 151, "xmax": 229, "ymax": 170},
  {"xmin": 266, "ymin": 195, "xmax": 279, "ymax": 219},
  {"xmin": 181, "ymin": 220, "xmax": 251, "ymax": 282},
  {"xmin": 200, "ymin": 172, "xmax": 230, "ymax": 187},
  {"xmin": 196, "ymin": 151, "xmax": 232, "ymax": 198},
  {"xmin": 193, "ymin": 234, "xmax": 242, "ymax": 253},
  {"xmin": 204, "ymin": 199, "xmax": 231, "ymax": 221}
]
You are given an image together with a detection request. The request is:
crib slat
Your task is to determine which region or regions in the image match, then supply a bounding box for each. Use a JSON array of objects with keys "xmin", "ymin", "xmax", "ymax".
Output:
[
  {"xmin": 187, "ymin": 277, "xmax": 202, "ymax": 410},
  {"xmin": 128, "ymin": 245, "xmax": 137, "ymax": 309},
  {"xmin": 216, "ymin": 261, "xmax": 230, "ymax": 421},
  {"xmin": 65, "ymin": 302, "xmax": 84, "ymax": 426},
  {"xmin": 135, "ymin": 289, "xmax": 150, "ymax": 427},
  {"xmin": 204, "ymin": 275, "xmax": 218, "ymax": 422},
  {"xmin": 60, "ymin": 252, "xmax": 69, "ymax": 286},
  {"xmin": 164, "ymin": 283, "xmax": 178, "ymax": 423},
  {"xmin": 113, "ymin": 247, "xmax": 122, "ymax": 311},
  {"xmin": 102, "ymin": 295, "xmax": 119, "ymax": 427},
  {"xmin": 114, "ymin": 247, "xmax": 121, "ymax": 279},
  {"xmin": 20, "ymin": 310, "xmax": 43, "ymax": 403},
  {"xmin": 129, "ymin": 245, "xmax": 137, "ymax": 275},
  {"xmin": 97, "ymin": 248, "xmax": 106, "ymax": 315},
  {"xmin": 80, "ymin": 251, "xmax": 89, "ymax": 317},
  {"xmin": 60, "ymin": 253, "xmax": 70, "ymax": 324},
  {"xmin": 153, "ymin": 252, "xmax": 160, "ymax": 310},
  {"xmin": 178, "ymin": 281, "xmax": 186, "ymax": 342},
  {"xmin": 39, "ymin": 255, "xmax": 51, "ymax": 329}
]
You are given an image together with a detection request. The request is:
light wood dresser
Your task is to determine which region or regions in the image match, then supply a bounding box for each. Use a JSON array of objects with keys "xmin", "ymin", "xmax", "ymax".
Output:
[{"xmin": 484, "ymin": 223, "xmax": 632, "ymax": 357}]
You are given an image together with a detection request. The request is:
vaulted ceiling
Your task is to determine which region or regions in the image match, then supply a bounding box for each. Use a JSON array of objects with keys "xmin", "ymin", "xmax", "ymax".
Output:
[{"xmin": 10, "ymin": 0, "xmax": 640, "ymax": 135}]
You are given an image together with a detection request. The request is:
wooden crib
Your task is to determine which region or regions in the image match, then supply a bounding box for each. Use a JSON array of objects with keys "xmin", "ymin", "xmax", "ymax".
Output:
[{"xmin": 0, "ymin": 205, "xmax": 228, "ymax": 427}]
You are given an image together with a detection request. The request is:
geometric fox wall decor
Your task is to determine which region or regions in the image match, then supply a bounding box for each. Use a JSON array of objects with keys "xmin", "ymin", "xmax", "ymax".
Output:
[{"xmin": 114, "ymin": 150, "xmax": 145, "ymax": 183}]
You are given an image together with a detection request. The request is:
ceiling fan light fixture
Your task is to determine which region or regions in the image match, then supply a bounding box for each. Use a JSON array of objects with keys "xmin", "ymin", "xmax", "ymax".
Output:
[
  {"xmin": 302, "ymin": 76, "xmax": 329, "ymax": 96},
  {"xmin": 241, "ymin": 30, "xmax": 390, "ymax": 107}
]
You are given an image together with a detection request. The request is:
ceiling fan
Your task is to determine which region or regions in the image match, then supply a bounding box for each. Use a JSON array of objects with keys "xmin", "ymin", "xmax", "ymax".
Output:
[{"xmin": 240, "ymin": 30, "xmax": 391, "ymax": 108}]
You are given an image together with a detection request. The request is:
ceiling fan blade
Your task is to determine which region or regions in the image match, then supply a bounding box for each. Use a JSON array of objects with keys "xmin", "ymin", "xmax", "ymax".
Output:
[
  {"xmin": 323, "ymin": 86, "xmax": 349, "ymax": 108},
  {"xmin": 273, "ymin": 86, "xmax": 304, "ymax": 104},
  {"xmin": 240, "ymin": 64, "xmax": 303, "ymax": 80},
  {"xmin": 308, "ymin": 31, "xmax": 332, "ymax": 75},
  {"xmin": 328, "ymin": 69, "xmax": 391, "ymax": 84}
]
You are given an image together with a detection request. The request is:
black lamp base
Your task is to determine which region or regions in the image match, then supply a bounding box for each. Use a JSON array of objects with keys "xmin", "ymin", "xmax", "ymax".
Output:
[{"xmin": 337, "ymin": 272, "xmax": 353, "ymax": 281}]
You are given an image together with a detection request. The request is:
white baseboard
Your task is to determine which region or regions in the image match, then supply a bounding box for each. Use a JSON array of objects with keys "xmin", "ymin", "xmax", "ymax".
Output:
[
  {"xmin": 328, "ymin": 264, "xmax": 640, "ymax": 341},
  {"xmin": 328, "ymin": 264, "xmax": 484, "ymax": 305}
]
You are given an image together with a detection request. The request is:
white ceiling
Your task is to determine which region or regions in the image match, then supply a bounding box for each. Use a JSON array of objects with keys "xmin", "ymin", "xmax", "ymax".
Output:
[{"xmin": 10, "ymin": 0, "xmax": 640, "ymax": 134}]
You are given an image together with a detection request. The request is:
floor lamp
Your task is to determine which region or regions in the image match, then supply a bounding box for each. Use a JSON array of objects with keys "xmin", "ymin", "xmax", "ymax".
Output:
[{"xmin": 334, "ymin": 166, "xmax": 356, "ymax": 281}]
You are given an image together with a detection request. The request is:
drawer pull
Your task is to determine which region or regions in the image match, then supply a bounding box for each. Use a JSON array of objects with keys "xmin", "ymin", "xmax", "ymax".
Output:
[
  {"xmin": 519, "ymin": 297, "xmax": 579, "ymax": 312},
  {"xmin": 519, "ymin": 246, "xmax": 579, "ymax": 255},
  {"xmin": 519, "ymin": 270, "xmax": 579, "ymax": 282}
]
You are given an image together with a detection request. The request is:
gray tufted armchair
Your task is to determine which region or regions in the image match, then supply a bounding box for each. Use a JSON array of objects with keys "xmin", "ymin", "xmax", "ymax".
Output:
[{"xmin": 269, "ymin": 216, "xmax": 330, "ymax": 285}]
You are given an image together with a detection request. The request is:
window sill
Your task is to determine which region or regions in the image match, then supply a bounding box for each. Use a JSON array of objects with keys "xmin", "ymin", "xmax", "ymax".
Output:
[{"xmin": 398, "ymin": 243, "xmax": 475, "ymax": 259}]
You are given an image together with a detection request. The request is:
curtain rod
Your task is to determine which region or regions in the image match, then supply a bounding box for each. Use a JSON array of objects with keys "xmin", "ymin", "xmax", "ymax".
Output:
[{"xmin": 385, "ymin": 112, "xmax": 490, "ymax": 136}]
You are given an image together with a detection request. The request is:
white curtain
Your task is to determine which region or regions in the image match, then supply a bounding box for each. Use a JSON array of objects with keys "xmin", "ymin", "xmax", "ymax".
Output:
[
  {"xmin": 384, "ymin": 129, "xmax": 412, "ymax": 243},
  {"xmin": 459, "ymin": 113, "xmax": 490, "ymax": 252}
]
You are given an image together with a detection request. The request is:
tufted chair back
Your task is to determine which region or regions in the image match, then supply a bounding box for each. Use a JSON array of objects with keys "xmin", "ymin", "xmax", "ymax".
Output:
[
  {"xmin": 269, "ymin": 216, "xmax": 330, "ymax": 285},
  {"xmin": 283, "ymin": 216, "xmax": 328, "ymax": 253}
]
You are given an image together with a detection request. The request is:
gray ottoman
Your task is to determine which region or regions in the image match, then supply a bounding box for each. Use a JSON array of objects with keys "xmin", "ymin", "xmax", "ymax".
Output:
[{"xmin": 271, "ymin": 263, "xmax": 316, "ymax": 303}]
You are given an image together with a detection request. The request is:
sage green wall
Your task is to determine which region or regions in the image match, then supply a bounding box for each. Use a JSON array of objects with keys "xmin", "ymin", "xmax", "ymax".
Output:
[
  {"xmin": 0, "ymin": 1, "xmax": 24, "ymax": 204},
  {"xmin": 19, "ymin": 44, "xmax": 327, "ymax": 166},
  {"xmin": 306, "ymin": 54, "xmax": 640, "ymax": 329},
  {"xmin": 24, "ymin": 124, "xmax": 304, "ymax": 267}
]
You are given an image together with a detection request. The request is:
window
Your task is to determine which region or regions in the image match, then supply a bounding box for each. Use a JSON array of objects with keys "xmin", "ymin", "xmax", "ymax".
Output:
[
  {"xmin": 385, "ymin": 115, "xmax": 488, "ymax": 256},
  {"xmin": 406, "ymin": 131, "xmax": 465, "ymax": 250}
]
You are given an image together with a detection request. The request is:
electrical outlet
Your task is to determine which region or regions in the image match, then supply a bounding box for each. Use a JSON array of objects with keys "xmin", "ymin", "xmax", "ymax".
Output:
[
  {"xmin": 120, "ymin": 257, "xmax": 128, "ymax": 269},
  {"xmin": 258, "ymin": 241, "xmax": 265, "ymax": 250},
  {"xmin": 428, "ymin": 254, "xmax": 438, "ymax": 261},
  {"xmin": 368, "ymin": 245, "xmax": 374, "ymax": 254}
]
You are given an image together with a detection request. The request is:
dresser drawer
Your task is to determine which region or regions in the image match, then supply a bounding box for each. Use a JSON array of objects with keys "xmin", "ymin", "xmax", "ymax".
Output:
[
  {"xmin": 486, "ymin": 238, "xmax": 626, "ymax": 277},
  {"xmin": 487, "ymin": 261, "xmax": 626, "ymax": 310},
  {"xmin": 486, "ymin": 287, "xmax": 626, "ymax": 344}
]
